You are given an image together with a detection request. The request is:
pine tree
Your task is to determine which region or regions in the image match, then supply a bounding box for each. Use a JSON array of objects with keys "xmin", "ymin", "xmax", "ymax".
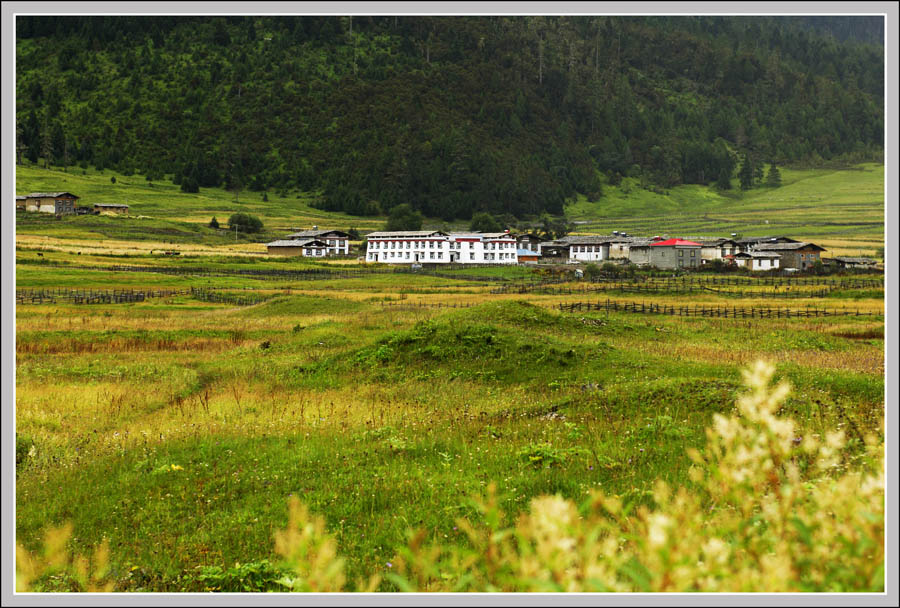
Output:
[
  {"xmin": 715, "ymin": 166, "xmax": 733, "ymax": 190},
  {"xmin": 765, "ymin": 162, "xmax": 782, "ymax": 188},
  {"xmin": 40, "ymin": 120, "xmax": 53, "ymax": 169},
  {"xmin": 738, "ymin": 155, "xmax": 755, "ymax": 190}
]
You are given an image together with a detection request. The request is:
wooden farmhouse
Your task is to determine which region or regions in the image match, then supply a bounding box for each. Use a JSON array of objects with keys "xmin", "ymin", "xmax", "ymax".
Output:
[
  {"xmin": 537, "ymin": 240, "xmax": 571, "ymax": 260},
  {"xmin": 266, "ymin": 238, "xmax": 329, "ymax": 257},
  {"xmin": 734, "ymin": 236, "xmax": 799, "ymax": 253},
  {"xmin": 22, "ymin": 192, "xmax": 79, "ymax": 214},
  {"xmin": 16, "ymin": 195, "xmax": 26, "ymax": 210},
  {"xmin": 751, "ymin": 242, "xmax": 826, "ymax": 270},
  {"xmin": 284, "ymin": 228, "xmax": 352, "ymax": 256},
  {"xmin": 515, "ymin": 233, "xmax": 543, "ymax": 253}
]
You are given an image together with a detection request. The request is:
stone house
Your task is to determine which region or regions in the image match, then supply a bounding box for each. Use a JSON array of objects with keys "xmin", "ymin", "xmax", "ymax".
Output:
[
  {"xmin": 24, "ymin": 192, "xmax": 79, "ymax": 214},
  {"xmin": 647, "ymin": 238, "xmax": 703, "ymax": 269},
  {"xmin": 751, "ymin": 242, "xmax": 826, "ymax": 270}
]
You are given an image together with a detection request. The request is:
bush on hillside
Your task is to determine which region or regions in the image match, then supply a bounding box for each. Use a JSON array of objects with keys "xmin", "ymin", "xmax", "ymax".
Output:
[{"xmin": 228, "ymin": 213, "xmax": 263, "ymax": 234}]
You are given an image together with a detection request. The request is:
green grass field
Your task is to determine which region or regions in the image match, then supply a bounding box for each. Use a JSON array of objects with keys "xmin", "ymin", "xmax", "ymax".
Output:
[
  {"xmin": 16, "ymin": 162, "xmax": 885, "ymax": 258},
  {"xmin": 565, "ymin": 164, "xmax": 884, "ymax": 257},
  {"xmin": 14, "ymin": 250, "xmax": 884, "ymax": 592}
]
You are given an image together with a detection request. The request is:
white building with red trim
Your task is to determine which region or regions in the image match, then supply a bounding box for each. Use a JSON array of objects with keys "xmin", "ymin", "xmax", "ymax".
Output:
[{"xmin": 365, "ymin": 230, "xmax": 518, "ymax": 264}]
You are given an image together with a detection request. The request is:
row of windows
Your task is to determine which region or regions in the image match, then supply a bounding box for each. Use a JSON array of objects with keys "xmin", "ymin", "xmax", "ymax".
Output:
[
  {"xmin": 572, "ymin": 246, "xmax": 603, "ymax": 253},
  {"xmin": 678, "ymin": 250, "xmax": 697, "ymax": 257},
  {"xmin": 369, "ymin": 240, "xmax": 513, "ymax": 251},
  {"xmin": 370, "ymin": 240, "xmax": 444, "ymax": 250}
]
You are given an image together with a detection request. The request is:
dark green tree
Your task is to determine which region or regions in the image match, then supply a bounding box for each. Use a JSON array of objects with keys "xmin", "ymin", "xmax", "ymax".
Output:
[
  {"xmin": 180, "ymin": 176, "xmax": 199, "ymax": 193},
  {"xmin": 715, "ymin": 165, "xmax": 733, "ymax": 190},
  {"xmin": 209, "ymin": 216, "xmax": 220, "ymax": 229},
  {"xmin": 765, "ymin": 162, "xmax": 782, "ymax": 187},
  {"xmin": 228, "ymin": 212, "xmax": 263, "ymax": 233},
  {"xmin": 469, "ymin": 212, "xmax": 502, "ymax": 232},
  {"xmin": 384, "ymin": 204, "xmax": 423, "ymax": 231},
  {"xmin": 738, "ymin": 155, "xmax": 755, "ymax": 191}
]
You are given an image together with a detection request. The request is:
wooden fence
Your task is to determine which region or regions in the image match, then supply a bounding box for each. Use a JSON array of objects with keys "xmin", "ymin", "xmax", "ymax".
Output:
[
  {"xmin": 15, "ymin": 288, "xmax": 190, "ymax": 305},
  {"xmin": 556, "ymin": 299, "xmax": 882, "ymax": 319},
  {"xmin": 16, "ymin": 287, "xmax": 275, "ymax": 307},
  {"xmin": 492, "ymin": 275, "xmax": 883, "ymax": 295}
]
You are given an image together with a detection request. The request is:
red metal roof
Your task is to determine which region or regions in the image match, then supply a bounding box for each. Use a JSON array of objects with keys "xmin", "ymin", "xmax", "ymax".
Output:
[{"xmin": 650, "ymin": 238, "xmax": 702, "ymax": 247}]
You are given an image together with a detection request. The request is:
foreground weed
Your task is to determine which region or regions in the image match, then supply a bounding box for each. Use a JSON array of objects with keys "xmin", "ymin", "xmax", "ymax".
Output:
[
  {"xmin": 387, "ymin": 361, "xmax": 883, "ymax": 592},
  {"xmin": 17, "ymin": 361, "xmax": 883, "ymax": 592},
  {"xmin": 15, "ymin": 524, "xmax": 113, "ymax": 592}
]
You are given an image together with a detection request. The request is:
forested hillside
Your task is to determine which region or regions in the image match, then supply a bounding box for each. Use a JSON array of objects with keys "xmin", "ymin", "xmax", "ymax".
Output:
[{"xmin": 15, "ymin": 16, "xmax": 884, "ymax": 221}]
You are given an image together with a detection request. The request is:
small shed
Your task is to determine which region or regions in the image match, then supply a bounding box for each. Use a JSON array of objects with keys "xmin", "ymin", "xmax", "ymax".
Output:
[
  {"xmin": 94, "ymin": 203, "xmax": 130, "ymax": 215},
  {"xmin": 517, "ymin": 248, "xmax": 541, "ymax": 264},
  {"xmin": 829, "ymin": 256, "xmax": 879, "ymax": 269}
]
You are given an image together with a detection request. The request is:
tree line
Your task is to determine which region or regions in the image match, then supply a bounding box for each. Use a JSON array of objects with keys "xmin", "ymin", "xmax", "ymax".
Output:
[{"xmin": 16, "ymin": 16, "xmax": 884, "ymax": 221}]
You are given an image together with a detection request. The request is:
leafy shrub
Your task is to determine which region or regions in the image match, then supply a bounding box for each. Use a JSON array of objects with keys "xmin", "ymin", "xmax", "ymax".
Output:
[
  {"xmin": 228, "ymin": 213, "xmax": 263, "ymax": 234},
  {"xmin": 16, "ymin": 434, "xmax": 34, "ymax": 466},
  {"xmin": 190, "ymin": 560, "xmax": 288, "ymax": 592},
  {"xmin": 517, "ymin": 442, "xmax": 586, "ymax": 469}
]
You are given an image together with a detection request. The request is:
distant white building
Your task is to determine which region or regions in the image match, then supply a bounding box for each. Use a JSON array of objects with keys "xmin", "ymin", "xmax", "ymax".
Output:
[
  {"xmin": 733, "ymin": 251, "xmax": 781, "ymax": 271},
  {"xmin": 284, "ymin": 229, "xmax": 351, "ymax": 256},
  {"xmin": 365, "ymin": 230, "xmax": 518, "ymax": 264},
  {"xmin": 266, "ymin": 238, "xmax": 329, "ymax": 257}
]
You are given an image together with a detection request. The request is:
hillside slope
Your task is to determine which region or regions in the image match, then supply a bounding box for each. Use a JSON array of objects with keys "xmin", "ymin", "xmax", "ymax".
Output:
[{"xmin": 16, "ymin": 16, "xmax": 884, "ymax": 222}]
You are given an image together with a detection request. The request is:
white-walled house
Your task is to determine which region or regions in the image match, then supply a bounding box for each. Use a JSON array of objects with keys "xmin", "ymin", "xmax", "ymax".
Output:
[
  {"xmin": 285, "ymin": 229, "xmax": 351, "ymax": 256},
  {"xmin": 365, "ymin": 231, "xmax": 518, "ymax": 264},
  {"xmin": 563, "ymin": 236, "xmax": 614, "ymax": 262},
  {"xmin": 698, "ymin": 238, "xmax": 739, "ymax": 264},
  {"xmin": 733, "ymin": 251, "xmax": 781, "ymax": 271},
  {"xmin": 558, "ymin": 235, "xmax": 636, "ymax": 263},
  {"xmin": 266, "ymin": 238, "xmax": 330, "ymax": 257}
]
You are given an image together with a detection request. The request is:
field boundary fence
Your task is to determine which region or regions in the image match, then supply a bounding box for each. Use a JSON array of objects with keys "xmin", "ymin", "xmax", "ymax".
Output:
[
  {"xmin": 16, "ymin": 260, "xmax": 513, "ymax": 283},
  {"xmin": 493, "ymin": 275, "xmax": 883, "ymax": 295},
  {"xmin": 556, "ymin": 299, "xmax": 883, "ymax": 319},
  {"xmin": 16, "ymin": 287, "xmax": 278, "ymax": 307}
]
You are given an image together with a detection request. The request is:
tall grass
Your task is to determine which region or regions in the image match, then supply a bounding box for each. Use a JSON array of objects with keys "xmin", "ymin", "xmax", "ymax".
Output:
[{"xmin": 17, "ymin": 362, "xmax": 883, "ymax": 592}]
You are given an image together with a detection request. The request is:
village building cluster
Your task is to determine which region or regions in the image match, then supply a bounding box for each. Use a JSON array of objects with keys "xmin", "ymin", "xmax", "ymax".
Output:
[
  {"xmin": 263, "ymin": 226, "xmax": 835, "ymax": 272},
  {"xmin": 15, "ymin": 190, "xmax": 874, "ymax": 273},
  {"xmin": 15, "ymin": 192, "xmax": 129, "ymax": 215}
]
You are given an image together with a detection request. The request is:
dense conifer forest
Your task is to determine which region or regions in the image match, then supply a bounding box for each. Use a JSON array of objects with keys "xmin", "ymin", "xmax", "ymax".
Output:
[{"xmin": 16, "ymin": 16, "xmax": 884, "ymax": 221}]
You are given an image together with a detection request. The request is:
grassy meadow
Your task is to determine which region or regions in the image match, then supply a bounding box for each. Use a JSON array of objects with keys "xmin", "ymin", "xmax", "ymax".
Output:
[
  {"xmin": 14, "ymin": 162, "xmax": 885, "ymax": 592},
  {"xmin": 15, "ymin": 161, "xmax": 885, "ymax": 259},
  {"xmin": 13, "ymin": 244, "xmax": 885, "ymax": 592},
  {"xmin": 565, "ymin": 163, "xmax": 884, "ymax": 258}
]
